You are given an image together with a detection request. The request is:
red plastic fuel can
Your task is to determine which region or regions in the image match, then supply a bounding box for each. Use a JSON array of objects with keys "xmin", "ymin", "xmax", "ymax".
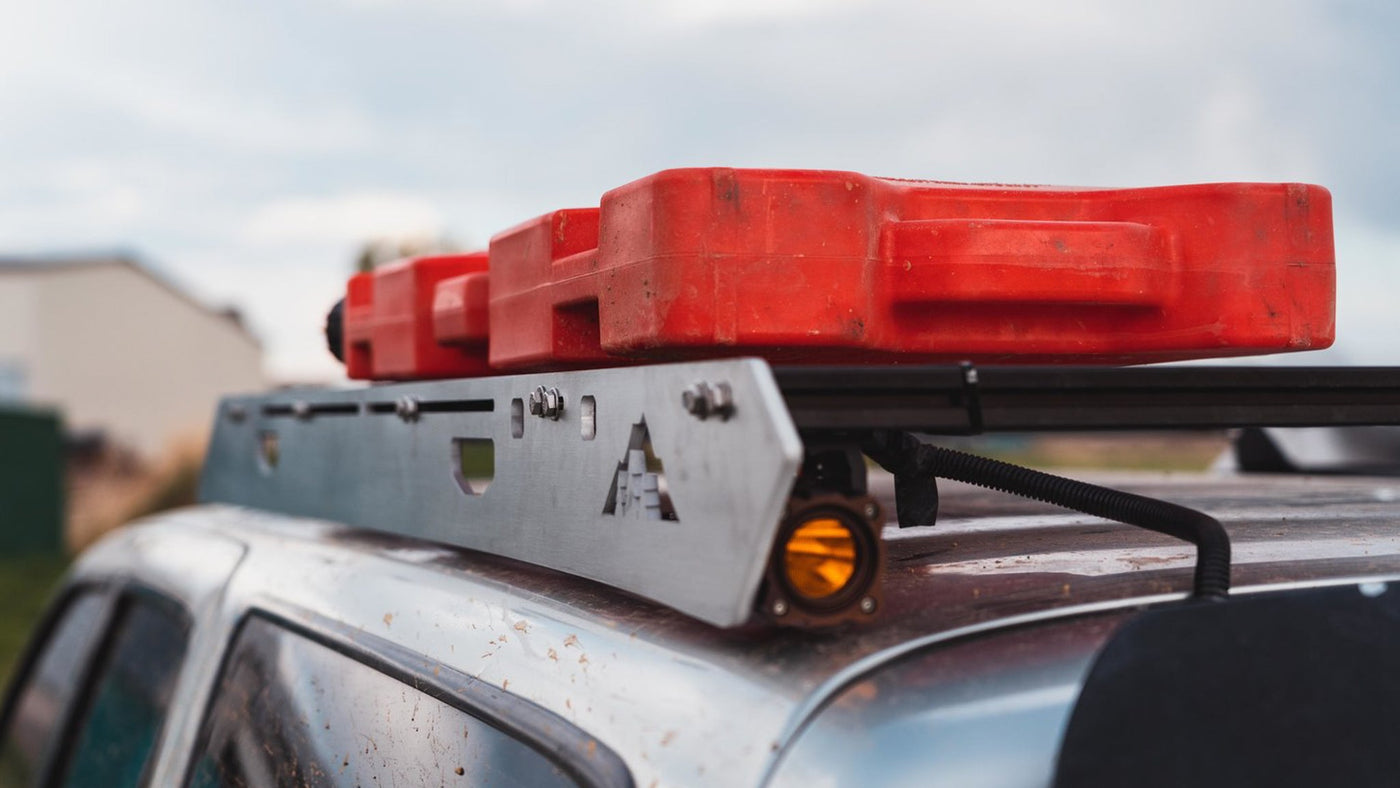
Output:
[
  {"xmin": 343, "ymin": 252, "xmax": 491, "ymax": 380},
  {"xmin": 343, "ymin": 168, "xmax": 1335, "ymax": 380}
]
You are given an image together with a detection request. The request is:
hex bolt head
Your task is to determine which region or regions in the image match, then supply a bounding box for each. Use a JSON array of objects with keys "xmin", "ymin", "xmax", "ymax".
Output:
[
  {"xmin": 682, "ymin": 382, "xmax": 711, "ymax": 418},
  {"xmin": 863, "ymin": 502, "xmax": 880, "ymax": 521},
  {"xmin": 709, "ymin": 382, "xmax": 734, "ymax": 419},
  {"xmin": 859, "ymin": 597, "xmax": 877, "ymax": 615},
  {"xmin": 772, "ymin": 599, "xmax": 790, "ymax": 617},
  {"xmin": 528, "ymin": 386, "xmax": 563, "ymax": 420},
  {"xmin": 683, "ymin": 381, "xmax": 734, "ymax": 421},
  {"xmin": 396, "ymin": 396, "xmax": 420, "ymax": 421},
  {"xmin": 292, "ymin": 400, "xmax": 311, "ymax": 421},
  {"xmin": 543, "ymin": 387, "xmax": 563, "ymax": 419}
]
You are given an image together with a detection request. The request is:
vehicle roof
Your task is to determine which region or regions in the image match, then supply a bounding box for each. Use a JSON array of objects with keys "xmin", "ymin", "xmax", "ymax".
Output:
[{"xmin": 72, "ymin": 469, "xmax": 1400, "ymax": 786}]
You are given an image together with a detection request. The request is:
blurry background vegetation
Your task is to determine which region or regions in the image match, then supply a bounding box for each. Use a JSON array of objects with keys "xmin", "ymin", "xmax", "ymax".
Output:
[
  {"xmin": 0, "ymin": 433, "xmax": 202, "ymax": 686},
  {"xmin": 353, "ymin": 236, "xmax": 464, "ymax": 274},
  {"xmin": 0, "ymin": 235, "xmax": 463, "ymax": 688},
  {"xmin": 0, "ymin": 235, "xmax": 464, "ymax": 687}
]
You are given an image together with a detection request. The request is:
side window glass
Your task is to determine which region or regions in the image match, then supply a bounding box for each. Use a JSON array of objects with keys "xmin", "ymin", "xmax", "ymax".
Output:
[
  {"xmin": 188, "ymin": 617, "xmax": 580, "ymax": 787},
  {"xmin": 0, "ymin": 592, "xmax": 108, "ymax": 787},
  {"xmin": 56, "ymin": 592, "xmax": 190, "ymax": 788}
]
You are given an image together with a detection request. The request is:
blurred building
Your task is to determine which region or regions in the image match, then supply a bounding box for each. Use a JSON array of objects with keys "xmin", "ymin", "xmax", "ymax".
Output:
[{"xmin": 0, "ymin": 256, "xmax": 263, "ymax": 456}]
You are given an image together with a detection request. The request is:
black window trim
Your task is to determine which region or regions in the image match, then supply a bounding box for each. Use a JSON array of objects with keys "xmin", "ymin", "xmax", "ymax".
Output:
[
  {"xmin": 0, "ymin": 581, "xmax": 113, "ymax": 738},
  {"xmin": 185, "ymin": 608, "xmax": 634, "ymax": 788},
  {"xmin": 0, "ymin": 579, "xmax": 194, "ymax": 788},
  {"xmin": 0, "ymin": 581, "xmax": 117, "ymax": 788},
  {"xmin": 52, "ymin": 587, "xmax": 193, "ymax": 788}
]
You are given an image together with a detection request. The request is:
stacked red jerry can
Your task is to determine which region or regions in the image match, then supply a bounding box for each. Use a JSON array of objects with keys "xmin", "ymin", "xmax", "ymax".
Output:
[{"xmin": 340, "ymin": 168, "xmax": 1335, "ymax": 380}]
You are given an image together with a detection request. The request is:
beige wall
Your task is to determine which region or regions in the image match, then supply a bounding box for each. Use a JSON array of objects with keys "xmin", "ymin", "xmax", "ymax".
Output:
[
  {"xmin": 0, "ymin": 275, "xmax": 40, "ymax": 395},
  {"xmin": 25, "ymin": 264, "xmax": 264, "ymax": 455}
]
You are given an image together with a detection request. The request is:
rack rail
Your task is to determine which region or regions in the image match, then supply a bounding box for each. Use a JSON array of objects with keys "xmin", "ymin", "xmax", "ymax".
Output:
[
  {"xmin": 778, "ymin": 365, "xmax": 1400, "ymax": 433},
  {"xmin": 200, "ymin": 360, "xmax": 1400, "ymax": 628}
]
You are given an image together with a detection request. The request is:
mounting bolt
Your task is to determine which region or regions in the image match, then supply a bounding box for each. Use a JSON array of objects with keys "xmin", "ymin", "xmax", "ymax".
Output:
[
  {"xmin": 396, "ymin": 396, "xmax": 420, "ymax": 421},
  {"xmin": 292, "ymin": 400, "xmax": 311, "ymax": 421},
  {"xmin": 859, "ymin": 597, "xmax": 877, "ymax": 615},
  {"xmin": 682, "ymin": 381, "xmax": 734, "ymax": 421},
  {"xmin": 771, "ymin": 599, "xmax": 789, "ymax": 617},
  {"xmin": 529, "ymin": 385, "xmax": 563, "ymax": 420},
  {"xmin": 544, "ymin": 387, "xmax": 563, "ymax": 418},
  {"xmin": 227, "ymin": 404, "xmax": 247, "ymax": 423},
  {"xmin": 863, "ymin": 502, "xmax": 879, "ymax": 521}
]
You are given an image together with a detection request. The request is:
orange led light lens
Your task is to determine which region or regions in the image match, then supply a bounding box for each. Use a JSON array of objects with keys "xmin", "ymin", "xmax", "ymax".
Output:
[{"xmin": 782, "ymin": 517, "xmax": 859, "ymax": 600}]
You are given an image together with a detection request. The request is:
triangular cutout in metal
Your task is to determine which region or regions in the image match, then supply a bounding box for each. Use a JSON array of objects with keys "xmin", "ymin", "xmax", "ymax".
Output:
[{"xmin": 602, "ymin": 419, "xmax": 678, "ymax": 521}]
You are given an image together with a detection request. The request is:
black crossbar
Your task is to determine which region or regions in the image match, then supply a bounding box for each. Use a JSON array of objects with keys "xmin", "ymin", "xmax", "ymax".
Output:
[{"xmin": 774, "ymin": 365, "xmax": 1400, "ymax": 433}]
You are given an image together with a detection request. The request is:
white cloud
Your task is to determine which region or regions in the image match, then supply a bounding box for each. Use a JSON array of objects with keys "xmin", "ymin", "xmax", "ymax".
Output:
[
  {"xmin": 177, "ymin": 249, "xmax": 350, "ymax": 382},
  {"xmin": 70, "ymin": 68, "xmax": 375, "ymax": 155},
  {"xmin": 1189, "ymin": 77, "xmax": 1321, "ymax": 180},
  {"xmin": 243, "ymin": 192, "xmax": 446, "ymax": 247},
  {"xmin": 648, "ymin": 0, "xmax": 860, "ymax": 26},
  {"xmin": 1334, "ymin": 222, "xmax": 1400, "ymax": 365},
  {"xmin": 1, "ymin": 0, "xmax": 1397, "ymax": 379}
]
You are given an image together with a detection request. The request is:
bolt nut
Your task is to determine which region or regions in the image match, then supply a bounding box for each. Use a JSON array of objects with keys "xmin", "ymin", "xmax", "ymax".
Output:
[
  {"xmin": 681, "ymin": 384, "xmax": 707, "ymax": 416},
  {"xmin": 529, "ymin": 386, "xmax": 563, "ymax": 420},
  {"xmin": 859, "ymin": 596, "xmax": 877, "ymax": 615},
  {"xmin": 396, "ymin": 396, "xmax": 420, "ymax": 421},
  {"xmin": 863, "ymin": 502, "xmax": 880, "ymax": 521},
  {"xmin": 292, "ymin": 400, "xmax": 311, "ymax": 420},
  {"xmin": 710, "ymin": 382, "xmax": 733, "ymax": 417},
  {"xmin": 682, "ymin": 381, "xmax": 735, "ymax": 421},
  {"xmin": 772, "ymin": 599, "xmax": 789, "ymax": 617}
]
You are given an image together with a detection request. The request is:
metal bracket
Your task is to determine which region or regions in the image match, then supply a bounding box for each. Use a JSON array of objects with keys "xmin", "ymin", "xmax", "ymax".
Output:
[{"xmin": 199, "ymin": 359, "xmax": 803, "ymax": 627}]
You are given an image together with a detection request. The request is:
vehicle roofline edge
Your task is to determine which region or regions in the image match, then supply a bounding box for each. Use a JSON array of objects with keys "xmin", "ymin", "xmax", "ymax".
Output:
[{"xmin": 758, "ymin": 572, "xmax": 1400, "ymax": 786}]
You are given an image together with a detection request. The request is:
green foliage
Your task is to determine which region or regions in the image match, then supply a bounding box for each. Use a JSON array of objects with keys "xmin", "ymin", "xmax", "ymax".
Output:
[
  {"xmin": 128, "ymin": 459, "xmax": 201, "ymax": 521},
  {"xmin": 0, "ymin": 554, "xmax": 70, "ymax": 687},
  {"xmin": 0, "ymin": 408, "xmax": 64, "ymax": 554}
]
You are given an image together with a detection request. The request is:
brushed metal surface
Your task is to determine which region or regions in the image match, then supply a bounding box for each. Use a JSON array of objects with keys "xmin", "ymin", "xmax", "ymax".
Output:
[{"xmin": 198, "ymin": 359, "xmax": 803, "ymax": 627}]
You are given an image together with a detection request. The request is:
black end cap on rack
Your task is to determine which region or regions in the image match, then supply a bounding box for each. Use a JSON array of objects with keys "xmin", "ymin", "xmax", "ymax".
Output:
[{"xmin": 325, "ymin": 298, "xmax": 345, "ymax": 364}]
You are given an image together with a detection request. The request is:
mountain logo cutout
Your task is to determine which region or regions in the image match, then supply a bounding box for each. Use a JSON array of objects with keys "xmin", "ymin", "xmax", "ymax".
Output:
[{"xmin": 602, "ymin": 419, "xmax": 678, "ymax": 521}]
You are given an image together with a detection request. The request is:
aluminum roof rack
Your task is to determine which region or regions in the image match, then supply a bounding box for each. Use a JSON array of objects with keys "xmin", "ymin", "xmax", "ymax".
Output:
[{"xmin": 200, "ymin": 360, "xmax": 1400, "ymax": 628}]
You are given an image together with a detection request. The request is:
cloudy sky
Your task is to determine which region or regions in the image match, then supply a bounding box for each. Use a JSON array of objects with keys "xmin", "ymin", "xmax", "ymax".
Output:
[{"xmin": 2, "ymin": 0, "xmax": 1396, "ymax": 379}]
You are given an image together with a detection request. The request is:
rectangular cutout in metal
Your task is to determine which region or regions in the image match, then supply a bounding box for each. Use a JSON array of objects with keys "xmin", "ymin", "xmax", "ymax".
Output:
[
  {"xmin": 510, "ymin": 398, "xmax": 525, "ymax": 438},
  {"xmin": 419, "ymin": 399, "xmax": 493, "ymax": 414},
  {"xmin": 260, "ymin": 402, "xmax": 359, "ymax": 418},
  {"xmin": 452, "ymin": 438, "xmax": 494, "ymax": 495},
  {"xmin": 580, "ymin": 396, "xmax": 596, "ymax": 440},
  {"xmin": 258, "ymin": 431, "xmax": 279, "ymax": 473},
  {"xmin": 309, "ymin": 403, "xmax": 359, "ymax": 416},
  {"xmin": 367, "ymin": 399, "xmax": 493, "ymax": 415}
]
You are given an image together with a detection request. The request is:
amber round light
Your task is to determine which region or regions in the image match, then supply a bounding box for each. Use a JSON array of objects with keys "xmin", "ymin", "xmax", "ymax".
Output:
[{"xmin": 782, "ymin": 517, "xmax": 860, "ymax": 601}]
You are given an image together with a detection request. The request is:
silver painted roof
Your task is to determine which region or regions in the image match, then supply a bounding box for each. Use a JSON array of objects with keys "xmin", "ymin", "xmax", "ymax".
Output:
[{"xmin": 73, "ymin": 470, "xmax": 1400, "ymax": 787}]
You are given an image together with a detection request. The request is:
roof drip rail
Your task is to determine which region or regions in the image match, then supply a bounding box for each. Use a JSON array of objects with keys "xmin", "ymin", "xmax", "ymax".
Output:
[{"xmin": 862, "ymin": 430, "xmax": 1232, "ymax": 601}]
